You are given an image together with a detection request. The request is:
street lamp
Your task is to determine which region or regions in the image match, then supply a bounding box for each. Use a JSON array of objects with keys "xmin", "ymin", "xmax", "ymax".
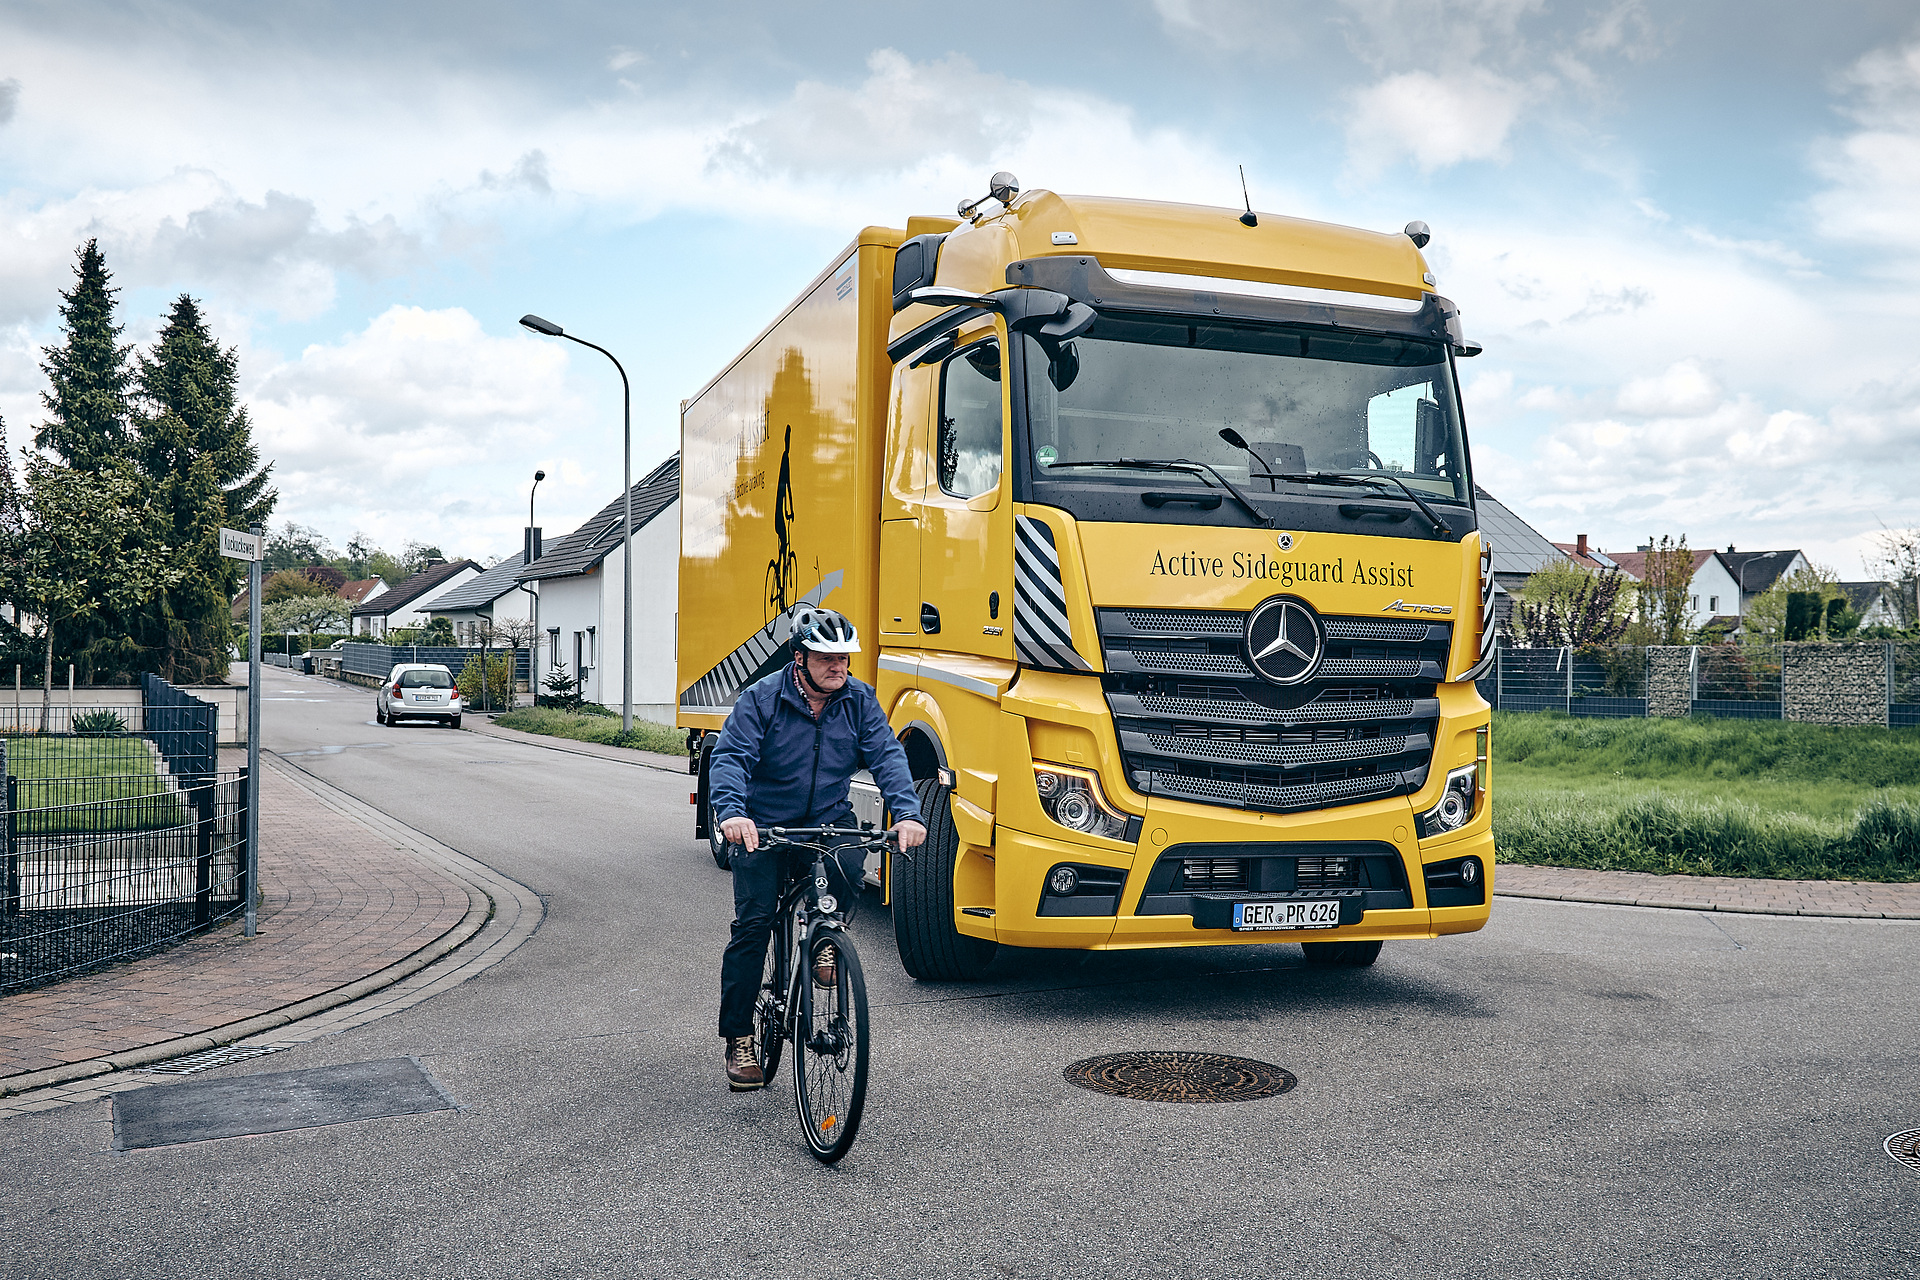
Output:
[
  {"xmin": 523, "ymin": 468, "xmax": 544, "ymax": 709},
  {"xmin": 1738, "ymin": 552, "xmax": 1780, "ymax": 617},
  {"xmin": 520, "ymin": 314, "xmax": 634, "ymax": 733}
]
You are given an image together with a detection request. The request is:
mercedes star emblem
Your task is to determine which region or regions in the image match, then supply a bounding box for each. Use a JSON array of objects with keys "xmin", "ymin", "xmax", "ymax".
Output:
[{"xmin": 1244, "ymin": 596, "xmax": 1324, "ymax": 685}]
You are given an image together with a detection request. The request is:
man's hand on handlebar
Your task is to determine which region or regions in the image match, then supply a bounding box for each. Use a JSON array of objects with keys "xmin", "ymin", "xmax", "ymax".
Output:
[
  {"xmin": 719, "ymin": 815, "xmax": 759, "ymax": 853},
  {"xmin": 892, "ymin": 819, "xmax": 927, "ymax": 851}
]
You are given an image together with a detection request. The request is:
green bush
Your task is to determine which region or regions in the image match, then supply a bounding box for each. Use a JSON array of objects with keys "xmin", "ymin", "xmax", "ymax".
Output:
[
  {"xmin": 456, "ymin": 652, "xmax": 515, "ymax": 708},
  {"xmin": 70, "ymin": 709, "xmax": 128, "ymax": 736}
]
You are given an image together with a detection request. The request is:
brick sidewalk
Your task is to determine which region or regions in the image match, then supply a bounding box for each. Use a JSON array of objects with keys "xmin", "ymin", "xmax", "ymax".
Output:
[
  {"xmin": 0, "ymin": 760, "xmax": 475, "ymax": 1082},
  {"xmin": 1496, "ymin": 863, "xmax": 1920, "ymax": 918}
]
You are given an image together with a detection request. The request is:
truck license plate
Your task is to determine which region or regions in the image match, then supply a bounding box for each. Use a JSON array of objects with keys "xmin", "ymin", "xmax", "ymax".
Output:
[{"xmin": 1232, "ymin": 900, "xmax": 1340, "ymax": 930}]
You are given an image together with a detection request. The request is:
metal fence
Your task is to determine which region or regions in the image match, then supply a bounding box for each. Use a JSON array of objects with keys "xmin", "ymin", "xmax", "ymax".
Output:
[
  {"xmin": 1476, "ymin": 646, "xmax": 1648, "ymax": 718},
  {"xmin": 139, "ymin": 673, "xmax": 219, "ymax": 777},
  {"xmin": 341, "ymin": 643, "xmax": 529, "ymax": 685},
  {"xmin": 1481, "ymin": 641, "xmax": 1920, "ymax": 725},
  {"xmin": 1, "ymin": 745, "xmax": 250, "ymax": 994}
]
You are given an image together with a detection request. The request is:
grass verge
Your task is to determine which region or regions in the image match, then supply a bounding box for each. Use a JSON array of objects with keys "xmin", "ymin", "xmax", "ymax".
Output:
[
  {"xmin": 493, "ymin": 707, "xmax": 688, "ymax": 756},
  {"xmin": 1492, "ymin": 712, "xmax": 1920, "ymax": 881}
]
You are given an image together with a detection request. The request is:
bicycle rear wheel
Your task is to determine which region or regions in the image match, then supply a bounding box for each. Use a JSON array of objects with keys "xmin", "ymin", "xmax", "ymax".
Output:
[{"xmin": 793, "ymin": 926, "xmax": 868, "ymax": 1164}]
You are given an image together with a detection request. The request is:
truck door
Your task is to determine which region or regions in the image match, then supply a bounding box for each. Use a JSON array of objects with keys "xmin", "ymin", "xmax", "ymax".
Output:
[
  {"xmin": 878, "ymin": 361, "xmax": 931, "ymax": 638},
  {"xmin": 918, "ymin": 322, "xmax": 1014, "ymax": 661}
]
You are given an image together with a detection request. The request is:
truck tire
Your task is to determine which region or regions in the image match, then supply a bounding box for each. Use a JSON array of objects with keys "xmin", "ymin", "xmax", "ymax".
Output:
[
  {"xmin": 1302, "ymin": 940, "xmax": 1382, "ymax": 967},
  {"xmin": 893, "ymin": 778, "xmax": 997, "ymax": 982}
]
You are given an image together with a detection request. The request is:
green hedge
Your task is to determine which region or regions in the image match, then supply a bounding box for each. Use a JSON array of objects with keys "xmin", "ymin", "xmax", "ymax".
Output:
[{"xmin": 493, "ymin": 707, "xmax": 687, "ymax": 755}]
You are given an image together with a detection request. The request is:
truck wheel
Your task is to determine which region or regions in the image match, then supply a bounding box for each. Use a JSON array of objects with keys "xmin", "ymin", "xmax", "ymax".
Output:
[
  {"xmin": 1302, "ymin": 940, "xmax": 1382, "ymax": 967},
  {"xmin": 893, "ymin": 778, "xmax": 997, "ymax": 982}
]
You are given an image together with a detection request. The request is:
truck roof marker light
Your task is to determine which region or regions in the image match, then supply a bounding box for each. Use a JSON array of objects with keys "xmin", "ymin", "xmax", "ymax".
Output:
[
  {"xmin": 1238, "ymin": 165, "xmax": 1258, "ymax": 227},
  {"xmin": 957, "ymin": 171, "xmax": 1021, "ymax": 223},
  {"xmin": 1404, "ymin": 221, "xmax": 1431, "ymax": 248}
]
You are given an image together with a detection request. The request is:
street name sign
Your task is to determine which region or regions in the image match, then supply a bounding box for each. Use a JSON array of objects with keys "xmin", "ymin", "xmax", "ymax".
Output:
[
  {"xmin": 219, "ymin": 527, "xmax": 263, "ymax": 561},
  {"xmin": 218, "ymin": 525, "xmax": 261, "ymax": 560}
]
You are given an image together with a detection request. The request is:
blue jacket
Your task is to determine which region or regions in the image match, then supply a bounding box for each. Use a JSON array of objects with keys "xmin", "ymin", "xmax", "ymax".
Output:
[{"xmin": 709, "ymin": 666, "xmax": 923, "ymax": 830}]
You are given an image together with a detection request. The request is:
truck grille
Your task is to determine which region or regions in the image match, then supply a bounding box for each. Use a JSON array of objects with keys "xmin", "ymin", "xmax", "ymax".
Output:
[{"xmin": 1100, "ymin": 606, "xmax": 1449, "ymax": 816}]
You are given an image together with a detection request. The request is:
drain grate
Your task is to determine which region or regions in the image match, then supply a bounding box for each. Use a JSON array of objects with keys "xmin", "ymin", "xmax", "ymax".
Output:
[
  {"xmin": 142, "ymin": 1045, "xmax": 282, "ymax": 1075},
  {"xmin": 1888, "ymin": 1130, "xmax": 1920, "ymax": 1172},
  {"xmin": 1063, "ymin": 1051, "xmax": 1296, "ymax": 1104}
]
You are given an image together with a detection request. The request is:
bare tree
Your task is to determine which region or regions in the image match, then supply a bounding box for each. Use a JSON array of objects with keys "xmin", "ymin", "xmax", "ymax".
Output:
[{"xmin": 1867, "ymin": 528, "xmax": 1919, "ymax": 629}]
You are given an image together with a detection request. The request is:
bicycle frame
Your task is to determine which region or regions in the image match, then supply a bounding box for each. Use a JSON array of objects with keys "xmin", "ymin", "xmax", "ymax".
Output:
[{"xmin": 756, "ymin": 826, "xmax": 887, "ymax": 1048}]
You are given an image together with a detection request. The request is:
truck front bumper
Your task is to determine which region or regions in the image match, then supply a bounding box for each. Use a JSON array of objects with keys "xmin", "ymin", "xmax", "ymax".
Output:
[{"xmin": 979, "ymin": 823, "xmax": 1493, "ymax": 950}]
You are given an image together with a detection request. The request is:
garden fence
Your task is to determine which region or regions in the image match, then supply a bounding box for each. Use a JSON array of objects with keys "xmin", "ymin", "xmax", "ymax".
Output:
[
  {"xmin": 1480, "ymin": 641, "xmax": 1920, "ymax": 727},
  {"xmin": 340, "ymin": 643, "xmax": 529, "ymax": 687},
  {"xmin": 0, "ymin": 743, "xmax": 249, "ymax": 995}
]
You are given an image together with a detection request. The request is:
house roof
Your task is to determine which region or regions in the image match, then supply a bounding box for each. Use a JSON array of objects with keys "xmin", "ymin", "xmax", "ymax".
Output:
[
  {"xmin": 1551, "ymin": 542, "xmax": 1617, "ymax": 571},
  {"xmin": 1837, "ymin": 581, "xmax": 1890, "ymax": 611},
  {"xmin": 350, "ymin": 559, "xmax": 481, "ymax": 617},
  {"xmin": 428, "ymin": 558, "xmax": 531, "ymax": 612},
  {"xmin": 1718, "ymin": 550, "xmax": 1801, "ymax": 595},
  {"xmin": 340, "ymin": 576, "xmax": 385, "ymax": 605},
  {"xmin": 518, "ymin": 454, "xmax": 680, "ymax": 584},
  {"xmin": 1606, "ymin": 548, "xmax": 1714, "ymax": 582},
  {"xmin": 1473, "ymin": 487, "xmax": 1569, "ymax": 578}
]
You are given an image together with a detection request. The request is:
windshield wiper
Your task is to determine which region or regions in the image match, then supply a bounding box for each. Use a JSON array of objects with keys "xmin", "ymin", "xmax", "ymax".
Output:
[
  {"xmin": 1256, "ymin": 470, "xmax": 1453, "ymax": 540},
  {"xmin": 1046, "ymin": 458, "xmax": 1274, "ymax": 527}
]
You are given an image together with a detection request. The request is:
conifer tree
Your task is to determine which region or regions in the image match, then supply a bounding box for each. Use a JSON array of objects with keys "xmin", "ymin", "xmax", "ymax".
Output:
[
  {"xmin": 37, "ymin": 240, "xmax": 134, "ymax": 471},
  {"xmin": 107, "ymin": 295, "xmax": 277, "ymax": 682}
]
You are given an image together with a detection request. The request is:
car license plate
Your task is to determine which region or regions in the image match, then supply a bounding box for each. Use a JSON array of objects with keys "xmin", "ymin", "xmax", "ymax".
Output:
[
  {"xmin": 415, "ymin": 695, "xmax": 442, "ymax": 704},
  {"xmin": 1232, "ymin": 900, "xmax": 1340, "ymax": 930}
]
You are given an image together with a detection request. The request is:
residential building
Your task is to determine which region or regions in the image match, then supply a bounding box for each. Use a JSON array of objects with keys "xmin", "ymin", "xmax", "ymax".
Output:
[
  {"xmin": 1837, "ymin": 581, "xmax": 1902, "ymax": 629},
  {"xmin": 424, "ymin": 559, "xmax": 537, "ymax": 645},
  {"xmin": 341, "ymin": 576, "xmax": 388, "ymax": 610},
  {"xmin": 517, "ymin": 455, "xmax": 680, "ymax": 724},
  {"xmin": 349, "ymin": 559, "xmax": 482, "ymax": 637},
  {"xmin": 1550, "ymin": 534, "xmax": 1616, "ymax": 572},
  {"xmin": 1608, "ymin": 545, "xmax": 1810, "ymax": 630}
]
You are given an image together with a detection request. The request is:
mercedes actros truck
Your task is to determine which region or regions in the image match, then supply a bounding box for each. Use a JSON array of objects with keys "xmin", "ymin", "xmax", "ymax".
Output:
[{"xmin": 680, "ymin": 173, "xmax": 1495, "ymax": 980}]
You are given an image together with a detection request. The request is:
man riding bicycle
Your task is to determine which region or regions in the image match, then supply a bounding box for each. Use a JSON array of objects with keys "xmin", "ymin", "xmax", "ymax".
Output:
[{"xmin": 709, "ymin": 605, "xmax": 927, "ymax": 1090}]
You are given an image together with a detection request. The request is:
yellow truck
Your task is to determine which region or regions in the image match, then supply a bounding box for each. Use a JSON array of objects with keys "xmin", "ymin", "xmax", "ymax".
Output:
[{"xmin": 679, "ymin": 173, "xmax": 1495, "ymax": 980}]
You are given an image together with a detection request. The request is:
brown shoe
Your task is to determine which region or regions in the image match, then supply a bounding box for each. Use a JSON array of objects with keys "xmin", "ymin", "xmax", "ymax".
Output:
[
  {"xmin": 726, "ymin": 1036, "xmax": 763, "ymax": 1091},
  {"xmin": 812, "ymin": 943, "xmax": 837, "ymax": 989}
]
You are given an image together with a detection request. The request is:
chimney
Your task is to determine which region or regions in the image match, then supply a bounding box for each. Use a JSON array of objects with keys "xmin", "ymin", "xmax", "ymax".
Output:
[
  {"xmin": 424, "ymin": 556, "xmax": 446, "ymax": 568},
  {"xmin": 1638, "ymin": 543, "xmax": 1651, "ymax": 553},
  {"xmin": 1576, "ymin": 534, "xmax": 1589, "ymax": 559},
  {"xmin": 1727, "ymin": 544, "xmax": 1735, "ymax": 553},
  {"xmin": 524, "ymin": 526, "xmax": 543, "ymax": 566}
]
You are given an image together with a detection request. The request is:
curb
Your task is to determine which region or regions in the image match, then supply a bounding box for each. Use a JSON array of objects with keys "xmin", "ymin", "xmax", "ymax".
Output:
[
  {"xmin": 0, "ymin": 759, "xmax": 543, "ymax": 1100},
  {"xmin": 1494, "ymin": 885, "xmax": 1920, "ymax": 920}
]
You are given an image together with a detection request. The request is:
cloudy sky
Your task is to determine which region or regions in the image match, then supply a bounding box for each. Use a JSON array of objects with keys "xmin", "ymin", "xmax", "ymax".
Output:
[{"xmin": 2, "ymin": 0, "xmax": 1917, "ymax": 575}]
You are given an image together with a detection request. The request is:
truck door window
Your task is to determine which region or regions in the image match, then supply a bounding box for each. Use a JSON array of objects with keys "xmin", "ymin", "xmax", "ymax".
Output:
[{"xmin": 938, "ymin": 340, "xmax": 1004, "ymax": 499}]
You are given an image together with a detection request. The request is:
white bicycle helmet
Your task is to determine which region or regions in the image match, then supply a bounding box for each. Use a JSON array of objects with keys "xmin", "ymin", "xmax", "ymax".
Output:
[{"xmin": 790, "ymin": 605, "xmax": 861, "ymax": 655}]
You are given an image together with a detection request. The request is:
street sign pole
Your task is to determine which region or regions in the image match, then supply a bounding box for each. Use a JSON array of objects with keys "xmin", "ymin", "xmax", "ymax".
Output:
[
  {"xmin": 246, "ymin": 528, "xmax": 262, "ymax": 937},
  {"xmin": 220, "ymin": 526, "xmax": 265, "ymax": 938}
]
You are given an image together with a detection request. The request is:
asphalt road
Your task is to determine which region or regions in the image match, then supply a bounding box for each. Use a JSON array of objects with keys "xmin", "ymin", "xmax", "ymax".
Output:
[{"xmin": 5, "ymin": 666, "xmax": 1917, "ymax": 1278}]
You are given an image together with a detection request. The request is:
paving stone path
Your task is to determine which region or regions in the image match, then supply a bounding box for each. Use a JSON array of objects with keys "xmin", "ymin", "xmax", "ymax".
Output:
[{"xmin": 0, "ymin": 759, "xmax": 475, "ymax": 1083}]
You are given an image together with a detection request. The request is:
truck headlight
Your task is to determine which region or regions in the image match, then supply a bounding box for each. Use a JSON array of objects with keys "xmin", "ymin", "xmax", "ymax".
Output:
[
  {"xmin": 1033, "ymin": 763, "xmax": 1132, "ymax": 842},
  {"xmin": 1417, "ymin": 764, "xmax": 1481, "ymax": 838}
]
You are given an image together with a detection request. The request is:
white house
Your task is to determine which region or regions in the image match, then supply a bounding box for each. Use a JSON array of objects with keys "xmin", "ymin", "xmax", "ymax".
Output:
[
  {"xmin": 349, "ymin": 559, "xmax": 481, "ymax": 637},
  {"xmin": 1609, "ymin": 546, "xmax": 1811, "ymax": 630},
  {"xmin": 424, "ymin": 558, "xmax": 536, "ymax": 644},
  {"xmin": 518, "ymin": 455, "xmax": 680, "ymax": 725},
  {"xmin": 1474, "ymin": 486, "xmax": 1572, "ymax": 626}
]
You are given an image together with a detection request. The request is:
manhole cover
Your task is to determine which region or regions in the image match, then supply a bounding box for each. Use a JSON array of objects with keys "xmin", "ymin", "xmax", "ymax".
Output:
[
  {"xmin": 1888, "ymin": 1130, "xmax": 1920, "ymax": 1172},
  {"xmin": 1063, "ymin": 1052, "xmax": 1296, "ymax": 1103}
]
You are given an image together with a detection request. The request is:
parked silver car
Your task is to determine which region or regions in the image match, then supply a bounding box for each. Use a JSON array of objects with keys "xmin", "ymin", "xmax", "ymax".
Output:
[{"xmin": 376, "ymin": 663, "xmax": 463, "ymax": 728}]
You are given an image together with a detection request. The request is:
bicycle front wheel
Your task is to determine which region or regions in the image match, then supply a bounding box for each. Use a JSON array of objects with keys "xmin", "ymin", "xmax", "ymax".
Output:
[{"xmin": 793, "ymin": 926, "xmax": 869, "ymax": 1164}]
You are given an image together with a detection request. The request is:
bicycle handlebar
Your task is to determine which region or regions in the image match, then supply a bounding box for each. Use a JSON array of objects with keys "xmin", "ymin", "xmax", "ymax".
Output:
[{"xmin": 753, "ymin": 824, "xmax": 899, "ymax": 849}]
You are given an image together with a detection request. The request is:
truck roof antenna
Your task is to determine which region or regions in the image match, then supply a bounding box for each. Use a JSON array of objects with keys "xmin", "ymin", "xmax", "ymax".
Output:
[{"xmin": 1238, "ymin": 166, "xmax": 1258, "ymax": 227}]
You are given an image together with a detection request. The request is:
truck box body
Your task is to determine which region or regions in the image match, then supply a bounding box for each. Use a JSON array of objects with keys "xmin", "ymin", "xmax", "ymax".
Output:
[{"xmin": 682, "ymin": 188, "xmax": 1494, "ymax": 970}]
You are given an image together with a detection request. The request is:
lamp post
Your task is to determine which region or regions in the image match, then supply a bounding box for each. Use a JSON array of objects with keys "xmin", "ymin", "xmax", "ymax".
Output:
[
  {"xmin": 523, "ymin": 468, "xmax": 544, "ymax": 709},
  {"xmin": 520, "ymin": 315, "xmax": 633, "ymax": 733}
]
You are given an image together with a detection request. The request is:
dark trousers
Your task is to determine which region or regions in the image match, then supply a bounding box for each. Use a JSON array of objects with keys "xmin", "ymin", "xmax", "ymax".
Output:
[{"xmin": 718, "ymin": 837, "xmax": 865, "ymax": 1039}]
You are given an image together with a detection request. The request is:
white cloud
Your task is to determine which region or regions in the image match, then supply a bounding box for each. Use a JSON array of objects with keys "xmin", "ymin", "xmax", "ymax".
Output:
[
  {"xmin": 1614, "ymin": 360, "xmax": 1721, "ymax": 417},
  {"xmin": 1810, "ymin": 38, "xmax": 1920, "ymax": 273},
  {"xmin": 247, "ymin": 306, "xmax": 590, "ymax": 553},
  {"xmin": 1344, "ymin": 70, "xmax": 1534, "ymax": 176}
]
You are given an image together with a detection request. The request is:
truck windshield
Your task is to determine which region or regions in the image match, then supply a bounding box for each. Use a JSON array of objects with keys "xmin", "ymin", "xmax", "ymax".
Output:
[{"xmin": 1022, "ymin": 315, "xmax": 1471, "ymax": 512}]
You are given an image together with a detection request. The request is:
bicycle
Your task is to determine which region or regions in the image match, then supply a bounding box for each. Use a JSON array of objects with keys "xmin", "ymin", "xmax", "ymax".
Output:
[{"xmin": 743, "ymin": 823, "xmax": 890, "ymax": 1164}]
